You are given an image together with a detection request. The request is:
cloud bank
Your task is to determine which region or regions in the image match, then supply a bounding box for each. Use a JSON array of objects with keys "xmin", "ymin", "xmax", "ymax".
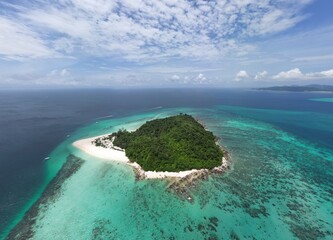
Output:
[
  {"xmin": 2, "ymin": 0, "xmax": 332, "ymax": 87},
  {"xmin": 234, "ymin": 68, "xmax": 333, "ymax": 82},
  {"xmin": 272, "ymin": 68, "xmax": 333, "ymax": 80},
  {"xmin": 0, "ymin": 0, "xmax": 313, "ymax": 61}
]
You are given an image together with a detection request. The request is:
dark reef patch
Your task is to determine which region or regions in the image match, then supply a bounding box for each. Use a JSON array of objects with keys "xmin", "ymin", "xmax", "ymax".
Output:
[
  {"xmin": 6, "ymin": 155, "xmax": 84, "ymax": 240},
  {"xmin": 92, "ymin": 219, "xmax": 121, "ymax": 240},
  {"xmin": 230, "ymin": 230, "xmax": 240, "ymax": 240},
  {"xmin": 193, "ymin": 217, "xmax": 221, "ymax": 239}
]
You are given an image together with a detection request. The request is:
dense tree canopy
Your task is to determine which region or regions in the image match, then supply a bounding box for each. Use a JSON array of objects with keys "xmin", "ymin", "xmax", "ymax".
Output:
[{"xmin": 112, "ymin": 114, "xmax": 223, "ymax": 172}]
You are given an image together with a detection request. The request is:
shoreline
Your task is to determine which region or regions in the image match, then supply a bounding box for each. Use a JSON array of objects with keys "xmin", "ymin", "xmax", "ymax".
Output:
[{"xmin": 72, "ymin": 134, "xmax": 230, "ymax": 180}]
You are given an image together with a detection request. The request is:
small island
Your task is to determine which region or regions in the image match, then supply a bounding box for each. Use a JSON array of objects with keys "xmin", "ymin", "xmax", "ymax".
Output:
[
  {"xmin": 256, "ymin": 84, "xmax": 333, "ymax": 92},
  {"xmin": 99, "ymin": 114, "xmax": 222, "ymax": 171},
  {"xmin": 73, "ymin": 114, "xmax": 228, "ymax": 180}
]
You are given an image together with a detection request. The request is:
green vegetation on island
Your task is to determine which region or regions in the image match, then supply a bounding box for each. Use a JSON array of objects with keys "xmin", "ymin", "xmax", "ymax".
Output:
[{"xmin": 111, "ymin": 114, "xmax": 223, "ymax": 172}]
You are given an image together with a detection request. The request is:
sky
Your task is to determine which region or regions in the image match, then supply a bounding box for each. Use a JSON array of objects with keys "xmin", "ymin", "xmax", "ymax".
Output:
[{"xmin": 0, "ymin": 0, "xmax": 333, "ymax": 88}]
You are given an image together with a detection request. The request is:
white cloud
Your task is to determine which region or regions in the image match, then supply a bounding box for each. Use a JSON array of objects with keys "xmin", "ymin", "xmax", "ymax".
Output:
[
  {"xmin": 233, "ymin": 68, "xmax": 333, "ymax": 82},
  {"xmin": 0, "ymin": 0, "xmax": 312, "ymax": 61},
  {"xmin": 292, "ymin": 55, "xmax": 333, "ymax": 62},
  {"xmin": 254, "ymin": 71, "xmax": 268, "ymax": 80},
  {"xmin": 170, "ymin": 74, "xmax": 180, "ymax": 80},
  {"xmin": 272, "ymin": 68, "xmax": 333, "ymax": 80},
  {"xmin": 246, "ymin": 9, "xmax": 305, "ymax": 36},
  {"xmin": 272, "ymin": 68, "xmax": 303, "ymax": 80},
  {"xmin": 319, "ymin": 69, "xmax": 333, "ymax": 77},
  {"xmin": 2, "ymin": 0, "xmax": 326, "ymax": 87},
  {"xmin": 49, "ymin": 68, "xmax": 70, "ymax": 78},
  {"xmin": 2, "ymin": 68, "xmax": 78, "ymax": 87},
  {"xmin": 0, "ymin": 17, "xmax": 56, "ymax": 60},
  {"xmin": 167, "ymin": 73, "xmax": 209, "ymax": 84},
  {"xmin": 234, "ymin": 70, "xmax": 249, "ymax": 82},
  {"xmin": 60, "ymin": 68, "xmax": 70, "ymax": 77},
  {"xmin": 194, "ymin": 73, "xmax": 207, "ymax": 83}
]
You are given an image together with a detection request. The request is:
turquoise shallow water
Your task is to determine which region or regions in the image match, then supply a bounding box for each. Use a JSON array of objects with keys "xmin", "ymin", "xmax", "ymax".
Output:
[{"xmin": 7, "ymin": 106, "xmax": 333, "ymax": 239}]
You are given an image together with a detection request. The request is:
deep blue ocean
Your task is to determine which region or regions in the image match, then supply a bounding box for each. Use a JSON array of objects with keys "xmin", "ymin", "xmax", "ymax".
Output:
[{"xmin": 0, "ymin": 89, "xmax": 332, "ymax": 239}]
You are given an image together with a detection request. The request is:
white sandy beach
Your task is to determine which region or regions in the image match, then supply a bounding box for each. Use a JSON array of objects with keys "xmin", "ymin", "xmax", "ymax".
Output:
[
  {"xmin": 72, "ymin": 135, "xmax": 129, "ymax": 163},
  {"xmin": 73, "ymin": 134, "xmax": 228, "ymax": 179}
]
